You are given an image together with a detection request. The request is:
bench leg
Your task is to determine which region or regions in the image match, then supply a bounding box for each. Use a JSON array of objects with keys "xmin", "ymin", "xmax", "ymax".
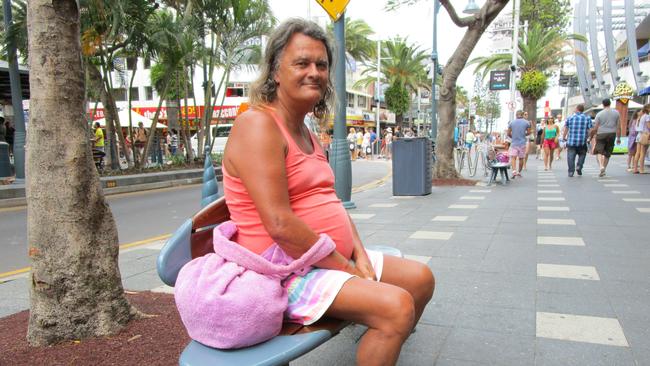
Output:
[{"xmin": 487, "ymin": 169, "xmax": 496, "ymax": 186}]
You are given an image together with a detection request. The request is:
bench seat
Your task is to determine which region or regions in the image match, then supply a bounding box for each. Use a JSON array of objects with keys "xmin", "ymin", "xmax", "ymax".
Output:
[{"xmin": 157, "ymin": 197, "xmax": 401, "ymax": 366}]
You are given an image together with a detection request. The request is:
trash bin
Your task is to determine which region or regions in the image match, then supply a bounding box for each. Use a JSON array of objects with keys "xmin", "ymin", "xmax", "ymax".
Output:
[{"xmin": 391, "ymin": 137, "xmax": 432, "ymax": 196}]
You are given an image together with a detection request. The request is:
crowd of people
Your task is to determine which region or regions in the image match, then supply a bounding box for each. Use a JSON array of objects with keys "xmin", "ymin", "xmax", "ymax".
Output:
[
  {"xmin": 496, "ymin": 98, "xmax": 650, "ymax": 179},
  {"xmin": 92, "ymin": 121, "xmax": 183, "ymax": 168}
]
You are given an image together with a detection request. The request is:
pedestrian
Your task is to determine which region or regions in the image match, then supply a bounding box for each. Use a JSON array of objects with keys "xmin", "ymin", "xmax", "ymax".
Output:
[
  {"xmin": 221, "ymin": 19, "xmax": 434, "ymax": 363},
  {"xmin": 562, "ymin": 104, "xmax": 592, "ymax": 177},
  {"xmin": 170, "ymin": 128, "xmax": 179, "ymax": 156},
  {"xmin": 632, "ymin": 104, "xmax": 650, "ymax": 174},
  {"xmin": 369, "ymin": 127, "xmax": 377, "ymax": 156},
  {"xmin": 347, "ymin": 127, "xmax": 357, "ymax": 160},
  {"xmin": 385, "ymin": 127, "xmax": 393, "ymax": 160},
  {"xmin": 93, "ymin": 122, "xmax": 105, "ymax": 152},
  {"xmin": 590, "ymin": 98, "xmax": 621, "ymax": 177},
  {"xmin": 355, "ymin": 128, "xmax": 364, "ymax": 158},
  {"xmin": 507, "ymin": 110, "xmax": 531, "ymax": 178},
  {"xmin": 135, "ymin": 121, "xmax": 147, "ymax": 158},
  {"xmin": 465, "ymin": 129, "xmax": 475, "ymax": 150},
  {"xmin": 522, "ymin": 111, "xmax": 533, "ymax": 171},
  {"xmin": 362, "ymin": 128, "xmax": 371, "ymax": 159},
  {"xmin": 627, "ymin": 110, "xmax": 640, "ymax": 171},
  {"xmin": 542, "ymin": 117, "xmax": 559, "ymax": 171},
  {"xmin": 394, "ymin": 125, "xmax": 402, "ymax": 140},
  {"xmin": 535, "ymin": 122, "xmax": 544, "ymax": 160}
]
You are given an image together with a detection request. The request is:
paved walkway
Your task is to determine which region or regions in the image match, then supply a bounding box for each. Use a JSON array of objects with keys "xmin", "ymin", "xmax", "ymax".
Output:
[{"xmin": 1, "ymin": 155, "xmax": 649, "ymax": 365}]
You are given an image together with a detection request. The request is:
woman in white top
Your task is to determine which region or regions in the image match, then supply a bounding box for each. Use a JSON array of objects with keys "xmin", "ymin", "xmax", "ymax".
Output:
[{"xmin": 361, "ymin": 128, "xmax": 371, "ymax": 159}]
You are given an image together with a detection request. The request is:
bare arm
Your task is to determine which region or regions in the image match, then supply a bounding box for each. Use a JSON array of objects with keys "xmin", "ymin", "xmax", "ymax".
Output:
[{"xmin": 224, "ymin": 110, "xmax": 353, "ymax": 272}]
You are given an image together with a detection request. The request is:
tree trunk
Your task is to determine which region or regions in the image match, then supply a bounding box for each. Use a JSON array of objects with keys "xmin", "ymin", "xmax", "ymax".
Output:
[
  {"xmin": 26, "ymin": 0, "xmax": 138, "ymax": 346},
  {"xmin": 523, "ymin": 96, "xmax": 537, "ymax": 126},
  {"xmin": 434, "ymin": 0, "xmax": 509, "ymax": 179}
]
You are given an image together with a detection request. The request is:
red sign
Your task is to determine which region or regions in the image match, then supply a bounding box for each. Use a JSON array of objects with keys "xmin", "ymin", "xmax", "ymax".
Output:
[{"xmin": 89, "ymin": 105, "xmax": 241, "ymax": 122}]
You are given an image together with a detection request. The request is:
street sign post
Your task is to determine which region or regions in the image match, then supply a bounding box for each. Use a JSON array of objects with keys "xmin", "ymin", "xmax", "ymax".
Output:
[
  {"xmin": 489, "ymin": 70, "xmax": 510, "ymax": 91},
  {"xmin": 314, "ymin": 0, "xmax": 350, "ymax": 21}
]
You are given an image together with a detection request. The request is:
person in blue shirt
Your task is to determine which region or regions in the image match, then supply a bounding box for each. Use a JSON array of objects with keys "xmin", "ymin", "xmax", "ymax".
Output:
[
  {"xmin": 369, "ymin": 128, "xmax": 377, "ymax": 155},
  {"xmin": 562, "ymin": 104, "xmax": 593, "ymax": 177}
]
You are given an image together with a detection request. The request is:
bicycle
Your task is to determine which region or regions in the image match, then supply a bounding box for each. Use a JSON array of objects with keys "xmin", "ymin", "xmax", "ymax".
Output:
[
  {"xmin": 469, "ymin": 142, "xmax": 490, "ymax": 177},
  {"xmin": 454, "ymin": 145, "xmax": 473, "ymax": 175}
]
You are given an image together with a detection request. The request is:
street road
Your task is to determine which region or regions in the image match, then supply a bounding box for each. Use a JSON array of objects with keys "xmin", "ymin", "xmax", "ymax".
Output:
[{"xmin": 0, "ymin": 160, "xmax": 390, "ymax": 274}]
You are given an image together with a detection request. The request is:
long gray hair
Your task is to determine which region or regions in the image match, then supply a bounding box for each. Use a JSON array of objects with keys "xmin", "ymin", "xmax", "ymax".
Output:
[{"xmin": 249, "ymin": 18, "xmax": 335, "ymax": 120}]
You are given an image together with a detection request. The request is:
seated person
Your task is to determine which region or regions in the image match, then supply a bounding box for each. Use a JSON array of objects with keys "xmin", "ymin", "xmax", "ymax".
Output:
[{"xmin": 222, "ymin": 19, "xmax": 434, "ymax": 365}]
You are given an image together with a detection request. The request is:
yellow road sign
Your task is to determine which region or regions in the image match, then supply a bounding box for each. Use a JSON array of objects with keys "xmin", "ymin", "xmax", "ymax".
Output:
[{"xmin": 315, "ymin": 0, "xmax": 350, "ymax": 22}]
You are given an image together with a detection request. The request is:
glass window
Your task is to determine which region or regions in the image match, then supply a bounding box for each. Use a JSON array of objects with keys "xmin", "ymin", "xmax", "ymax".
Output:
[
  {"xmin": 347, "ymin": 93, "xmax": 354, "ymax": 107},
  {"xmin": 357, "ymin": 96, "xmax": 367, "ymax": 109},
  {"xmin": 145, "ymin": 87, "xmax": 154, "ymax": 100},
  {"xmin": 126, "ymin": 57, "xmax": 137, "ymax": 71},
  {"xmin": 129, "ymin": 87, "xmax": 139, "ymax": 101},
  {"xmin": 143, "ymin": 57, "xmax": 151, "ymax": 69},
  {"xmin": 112, "ymin": 88, "xmax": 127, "ymax": 102}
]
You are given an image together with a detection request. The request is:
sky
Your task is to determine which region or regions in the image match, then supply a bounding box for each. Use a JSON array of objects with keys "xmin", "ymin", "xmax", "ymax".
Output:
[{"xmin": 269, "ymin": 0, "xmax": 479, "ymax": 88}]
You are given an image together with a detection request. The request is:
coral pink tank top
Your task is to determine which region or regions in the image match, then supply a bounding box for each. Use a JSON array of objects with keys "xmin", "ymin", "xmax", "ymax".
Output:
[{"xmin": 222, "ymin": 109, "xmax": 354, "ymax": 259}]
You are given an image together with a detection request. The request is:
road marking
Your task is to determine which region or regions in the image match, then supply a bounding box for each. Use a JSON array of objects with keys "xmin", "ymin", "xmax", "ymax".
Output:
[
  {"xmin": 623, "ymin": 198, "xmax": 650, "ymax": 202},
  {"xmin": 598, "ymin": 179, "xmax": 618, "ymax": 182},
  {"xmin": 350, "ymin": 213, "xmax": 375, "ymax": 220},
  {"xmin": 538, "ymin": 197, "xmax": 565, "ymax": 201},
  {"xmin": 538, "ymin": 184, "xmax": 560, "ymax": 187},
  {"xmin": 448, "ymin": 204, "xmax": 478, "ymax": 209},
  {"xmin": 538, "ymin": 206, "xmax": 570, "ymax": 212},
  {"xmin": 409, "ymin": 231, "xmax": 453, "ymax": 240},
  {"xmin": 604, "ymin": 184, "xmax": 628, "ymax": 187},
  {"xmin": 432, "ymin": 215, "xmax": 467, "ymax": 222},
  {"xmin": 0, "ymin": 206, "xmax": 25, "ymax": 213},
  {"xmin": 537, "ymin": 190, "xmax": 562, "ymax": 193},
  {"xmin": 470, "ymin": 189, "xmax": 491, "ymax": 193},
  {"xmin": 537, "ymin": 236, "xmax": 585, "ymax": 246},
  {"xmin": 612, "ymin": 191, "xmax": 641, "ymax": 194},
  {"xmin": 391, "ymin": 196, "xmax": 415, "ymax": 199},
  {"xmin": 637, "ymin": 208, "xmax": 650, "ymax": 213},
  {"xmin": 537, "ymin": 218, "xmax": 576, "ymax": 225},
  {"xmin": 537, "ymin": 263, "xmax": 600, "ymax": 280},
  {"xmin": 536, "ymin": 312, "xmax": 628, "ymax": 347},
  {"xmin": 459, "ymin": 196, "xmax": 485, "ymax": 200},
  {"xmin": 369, "ymin": 203, "xmax": 398, "ymax": 208},
  {"xmin": 404, "ymin": 254, "xmax": 432, "ymax": 264},
  {"xmin": 0, "ymin": 234, "xmax": 172, "ymax": 280}
]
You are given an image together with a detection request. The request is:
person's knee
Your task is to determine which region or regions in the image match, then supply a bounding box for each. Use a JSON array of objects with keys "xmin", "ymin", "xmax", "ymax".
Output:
[
  {"xmin": 375, "ymin": 288, "xmax": 416, "ymax": 338},
  {"xmin": 413, "ymin": 263, "xmax": 435, "ymax": 301}
]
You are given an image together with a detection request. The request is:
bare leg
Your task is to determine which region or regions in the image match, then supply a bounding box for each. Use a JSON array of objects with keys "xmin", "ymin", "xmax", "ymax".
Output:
[
  {"xmin": 543, "ymin": 146, "xmax": 550, "ymax": 169},
  {"xmin": 548, "ymin": 148, "xmax": 554, "ymax": 169},
  {"xmin": 325, "ymin": 257, "xmax": 434, "ymax": 366}
]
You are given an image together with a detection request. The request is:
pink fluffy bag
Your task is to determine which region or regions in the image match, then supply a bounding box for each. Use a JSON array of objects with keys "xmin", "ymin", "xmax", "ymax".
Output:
[{"xmin": 174, "ymin": 221, "xmax": 335, "ymax": 349}]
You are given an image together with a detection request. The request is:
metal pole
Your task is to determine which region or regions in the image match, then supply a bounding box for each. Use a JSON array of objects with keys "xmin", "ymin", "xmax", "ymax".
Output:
[
  {"xmin": 2, "ymin": 0, "xmax": 26, "ymax": 182},
  {"xmin": 430, "ymin": 0, "xmax": 439, "ymax": 142},
  {"xmin": 509, "ymin": 0, "xmax": 521, "ymax": 123},
  {"xmin": 376, "ymin": 39, "xmax": 381, "ymax": 157},
  {"xmin": 330, "ymin": 12, "xmax": 355, "ymax": 209}
]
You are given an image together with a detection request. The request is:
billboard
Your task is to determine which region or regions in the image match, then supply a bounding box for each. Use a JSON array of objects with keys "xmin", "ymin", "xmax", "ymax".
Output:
[{"xmin": 489, "ymin": 70, "xmax": 510, "ymax": 91}]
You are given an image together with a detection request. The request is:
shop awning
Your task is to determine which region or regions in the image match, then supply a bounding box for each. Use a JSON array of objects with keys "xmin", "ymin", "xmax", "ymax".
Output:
[{"xmin": 638, "ymin": 85, "xmax": 650, "ymax": 96}]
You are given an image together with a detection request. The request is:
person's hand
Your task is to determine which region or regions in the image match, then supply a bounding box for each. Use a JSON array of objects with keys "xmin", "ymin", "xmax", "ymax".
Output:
[{"xmin": 353, "ymin": 253, "xmax": 377, "ymax": 281}]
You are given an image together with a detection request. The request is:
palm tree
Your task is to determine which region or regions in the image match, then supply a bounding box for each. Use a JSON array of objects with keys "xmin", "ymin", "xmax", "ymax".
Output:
[
  {"xmin": 470, "ymin": 25, "xmax": 585, "ymax": 123},
  {"xmin": 327, "ymin": 18, "xmax": 376, "ymax": 66},
  {"xmin": 0, "ymin": 0, "xmax": 28, "ymax": 63},
  {"xmin": 141, "ymin": 9, "xmax": 197, "ymax": 165},
  {"xmin": 195, "ymin": 0, "xmax": 275, "ymax": 156},
  {"xmin": 355, "ymin": 37, "xmax": 430, "ymax": 125}
]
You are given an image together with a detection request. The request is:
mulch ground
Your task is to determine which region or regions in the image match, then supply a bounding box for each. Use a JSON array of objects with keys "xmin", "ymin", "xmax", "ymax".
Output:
[
  {"xmin": 0, "ymin": 292, "xmax": 188, "ymax": 366},
  {"xmin": 432, "ymin": 178, "xmax": 478, "ymax": 186}
]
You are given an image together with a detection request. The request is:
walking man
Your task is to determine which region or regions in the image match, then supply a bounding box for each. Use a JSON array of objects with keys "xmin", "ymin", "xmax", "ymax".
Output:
[
  {"xmin": 591, "ymin": 98, "xmax": 621, "ymax": 177},
  {"xmin": 563, "ymin": 104, "xmax": 593, "ymax": 177},
  {"xmin": 508, "ymin": 110, "xmax": 531, "ymax": 178}
]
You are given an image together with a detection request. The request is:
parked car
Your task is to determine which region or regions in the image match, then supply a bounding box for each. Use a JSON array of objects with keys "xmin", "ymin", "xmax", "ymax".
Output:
[{"xmin": 191, "ymin": 124, "xmax": 233, "ymax": 156}]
